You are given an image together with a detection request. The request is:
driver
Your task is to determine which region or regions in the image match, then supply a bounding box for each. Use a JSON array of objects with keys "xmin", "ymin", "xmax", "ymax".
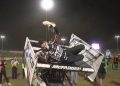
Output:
[{"xmin": 36, "ymin": 21, "xmax": 85, "ymax": 64}]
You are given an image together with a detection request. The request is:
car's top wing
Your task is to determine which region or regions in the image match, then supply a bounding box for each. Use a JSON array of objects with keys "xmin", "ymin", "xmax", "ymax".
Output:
[{"xmin": 69, "ymin": 34, "xmax": 104, "ymax": 82}]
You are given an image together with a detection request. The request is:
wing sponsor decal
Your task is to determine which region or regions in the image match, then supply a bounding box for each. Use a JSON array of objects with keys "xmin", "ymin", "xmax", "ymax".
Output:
[{"xmin": 24, "ymin": 37, "xmax": 38, "ymax": 85}]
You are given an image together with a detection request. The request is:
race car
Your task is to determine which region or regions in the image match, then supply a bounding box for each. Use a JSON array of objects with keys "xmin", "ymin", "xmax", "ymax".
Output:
[{"xmin": 23, "ymin": 34, "xmax": 104, "ymax": 86}]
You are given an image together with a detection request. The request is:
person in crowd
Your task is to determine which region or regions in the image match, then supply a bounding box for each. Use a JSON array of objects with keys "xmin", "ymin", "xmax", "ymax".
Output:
[
  {"xmin": 71, "ymin": 71, "xmax": 78, "ymax": 85},
  {"xmin": 98, "ymin": 58, "xmax": 107, "ymax": 86},
  {"xmin": 11, "ymin": 57, "xmax": 19, "ymax": 79},
  {"xmin": 112, "ymin": 55, "xmax": 119, "ymax": 69},
  {"xmin": 105, "ymin": 49, "xmax": 112, "ymax": 65},
  {"xmin": 21, "ymin": 62, "xmax": 25, "ymax": 79},
  {"xmin": 0, "ymin": 57, "xmax": 11, "ymax": 86},
  {"xmin": 21, "ymin": 55, "xmax": 25, "ymax": 79}
]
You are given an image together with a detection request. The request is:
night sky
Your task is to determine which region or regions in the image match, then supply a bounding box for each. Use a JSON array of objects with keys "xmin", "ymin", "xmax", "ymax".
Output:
[{"xmin": 0, "ymin": 0, "xmax": 120, "ymax": 51}]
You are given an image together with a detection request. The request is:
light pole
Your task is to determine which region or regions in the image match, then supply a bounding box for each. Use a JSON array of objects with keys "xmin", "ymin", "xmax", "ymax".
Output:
[
  {"xmin": 0, "ymin": 35, "xmax": 5, "ymax": 50},
  {"xmin": 115, "ymin": 35, "xmax": 120, "ymax": 51},
  {"xmin": 61, "ymin": 37, "xmax": 66, "ymax": 45},
  {"xmin": 41, "ymin": 0, "xmax": 54, "ymax": 20},
  {"xmin": 41, "ymin": 0, "xmax": 54, "ymax": 41}
]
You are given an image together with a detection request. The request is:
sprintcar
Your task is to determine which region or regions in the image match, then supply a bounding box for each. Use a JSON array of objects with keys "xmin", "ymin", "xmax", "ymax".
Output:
[{"xmin": 23, "ymin": 34, "xmax": 104, "ymax": 86}]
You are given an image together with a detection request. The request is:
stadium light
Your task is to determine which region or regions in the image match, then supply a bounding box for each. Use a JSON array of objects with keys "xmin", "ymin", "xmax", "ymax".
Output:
[
  {"xmin": 41, "ymin": 0, "xmax": 54, "ymax": 11},
  {"xmin": 40, "ymin": 0, "xmax": 54, "ymax": 41},
  {"xmin": 61, "ymin": 37, "xmax": 66, "ymax": 45},
  {"xmin": 61, "ymin": 38, "xmax": 66, "ymax": 41},
  {"xmin": 92, "ymin": 43, "xmax": 100, "ymax": 50},
  {"xmin": 0, "ymin": 35, "xmax": 6, "ymax": 50},
  {"xmin": 115, "ymin": 35, "xmax": 120, "ymax": 51},
  {"xmin": 41, "ymin": 0, "xmax": 54, "ymax": 20}
]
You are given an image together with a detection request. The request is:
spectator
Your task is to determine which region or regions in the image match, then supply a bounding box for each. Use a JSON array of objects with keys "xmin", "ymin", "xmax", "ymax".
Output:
[
  {"xmin": 21, "ymin": 62, "xmax": 25, "ymax": 79},
  {"xmin": 98, "ymin": 58, "xmax": 107, "ymax": 86},
  {"xmin": 112, "ymin": 55, "xmax": 119, "ymax": 69},
  {"xmin": 21, "ymin": 56, "xmax": 25, "ymax": 79},
  {"xmin": 71, "ymin": 71, "xmax": 78, "ymax": 85},
  {"xmin": 0, "ymin": 57, "xmax": 11, "ymax": 86},
  {"xmin": 105, "ymin": 49, "xmax": 112, "ymax": 65},
  {"xmin": 11, "ymin": 57, "xmax": 19, "ymax": 79}
]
